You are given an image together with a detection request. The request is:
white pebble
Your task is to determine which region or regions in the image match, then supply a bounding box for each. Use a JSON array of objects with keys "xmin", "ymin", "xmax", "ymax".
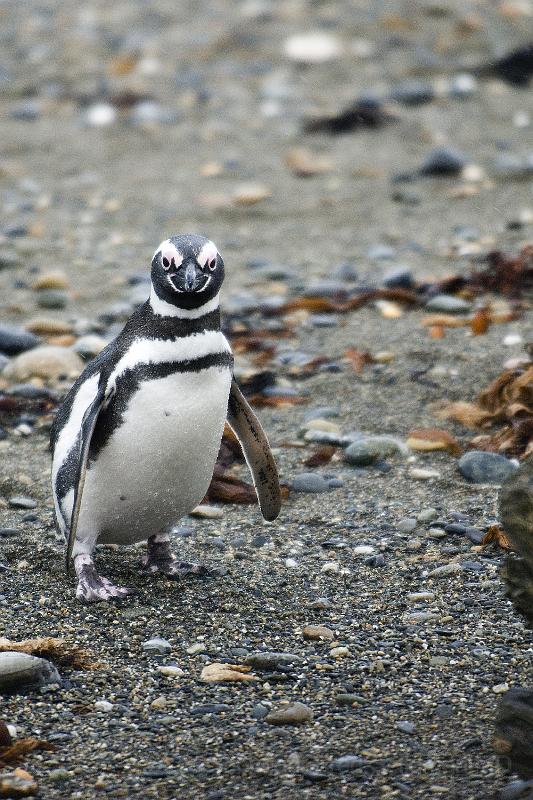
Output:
[
  {"xmin": 410, "ymin": 468, "xmax": 441, "ymax": 480},
  {"xmin": 157, "ymin": 665, "xmax": 184, "ymax": 677},
  {"xmin": 284, "ymin": 32, "xmax": 343, "ymax": 64},
  {"xmin": 321, "ymin": 561, "xmax": 339, "ymax": 573},
  {"xmin": 503, "ymin": 333, "xmax": 523, "ymax": 346},
  {"xmin": 513, "ymin": 110, "xmax": 530, "ymax": 128},
  {"xmin": 353, "ymin": 545, "xmax": 375, "ymax": 556},
  {"xmin": 492, "ymin": 682, "xmax": 510, "ymax": 694},
  {"xmin": 285, "ymin": 558, "xmax": 298, "ymax": 568},
  {"xmin": 94, "ymin": 700, "xmax": 114, "ymax": 712},
  {"xmin": 85, "ymin": 103, "xmax": 117, "ymax": 127}
]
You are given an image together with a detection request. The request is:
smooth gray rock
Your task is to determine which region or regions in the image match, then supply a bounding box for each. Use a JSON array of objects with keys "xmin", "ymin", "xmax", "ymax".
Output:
[
  {"xmin": 330, "ymin": 755, "xmax": 367, "ymax": 772},
  {"xmin": 425, "ymin": 294, "xmax": 471, "ymax": 313},
  {"xmin": 245, "ymin": 651, "xmax": 302, "ymax": 671},
  {"xmin": 142, "ymin": 637, "xmax": 172, "ymax": 654},
  {"xmin": 420, "ymin": 147, "xmax": 467, "ymax": 176},
  {"xmin": 0, "ymin": 324, "xmax": 40, "ymax": 355},
  {"xmin": 265, "ymin": 702, "xmax": 313, "ymax": 725},
  {"xmin": 0, "ymin": 651, "xmax": 61, "ymax": 693},
  {"xmin": 344, "ymin": 436, "xmax": 406, "ymax": 466},
  {"xmin": 458, "ymin": 451, "xmax": 518, "ymax": 484},
  {"xmin": 291, "ymin": 473, "xmax": 331, "ymax": 493}
]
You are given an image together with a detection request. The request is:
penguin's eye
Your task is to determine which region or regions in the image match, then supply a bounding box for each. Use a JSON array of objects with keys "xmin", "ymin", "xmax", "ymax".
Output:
[
  {"xmin": 208, "ymin": 258, "xmax": 216, "ymax": 271},
  {"xmin": 162, "ymin": 256, "xmax": 170, "ymax": 270}
]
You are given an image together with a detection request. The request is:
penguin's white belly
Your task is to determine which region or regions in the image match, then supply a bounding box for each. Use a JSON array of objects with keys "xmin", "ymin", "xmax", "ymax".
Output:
[{"xmin": 77, "ymin": 366, "xmax": 232, "ymax": 545}]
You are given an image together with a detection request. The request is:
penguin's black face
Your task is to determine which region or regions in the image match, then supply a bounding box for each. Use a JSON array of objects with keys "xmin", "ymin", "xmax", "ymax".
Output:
[{"xmin": 151, "ymin": 234, "xmax": 225, "ymax": 309}]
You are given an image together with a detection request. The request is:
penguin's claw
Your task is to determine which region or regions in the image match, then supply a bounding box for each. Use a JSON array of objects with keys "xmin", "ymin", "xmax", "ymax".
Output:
[
  {"xmin": 143, "ymin": 535, "xmax": 210, "ymax": 579},
  {"xmin": 75, "ymin": 563, "xmax": 135, "ymax": 603}
]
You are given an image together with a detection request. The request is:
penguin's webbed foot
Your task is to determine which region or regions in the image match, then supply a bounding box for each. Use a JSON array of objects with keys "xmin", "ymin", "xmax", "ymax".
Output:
[
  {"xmin": 75, "ymin": 559, "xmax": 135, "ymax": 603},
  {"xmin": 143, "ymin": 535, "xmax": 210, "ymax": 579}
]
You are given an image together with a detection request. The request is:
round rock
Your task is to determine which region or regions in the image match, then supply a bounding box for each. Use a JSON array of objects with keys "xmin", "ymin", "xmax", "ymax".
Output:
[
  {"xmin": 0, "ymin": 651, "xmax": 61, "ymax": 693},
  {"xmin": 291, "ymin": 473, "xmax": 331, "ymax": 493},
  {"xmin": 344, "ymin": 436, "xmax": 406, "ymax": 466},
  {"xmin": 265, "ymin": 702, "xmax": 313, "ymax": 726},
  {"xmin": 0, "ymin": 324, "xmax": 40, "ymax": 356},
  {"xmin": 2, "ymin": 346, "xmax": 83, "ymax": 382},
  {"xmin": 458, "ymin": 451, "xmax": 518, "ymax": 484}
]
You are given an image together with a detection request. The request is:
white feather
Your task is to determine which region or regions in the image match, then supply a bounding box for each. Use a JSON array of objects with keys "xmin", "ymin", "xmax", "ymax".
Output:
[{"xmin": 149, "ymin": 287, "xmax": 220, "ymax": 319}]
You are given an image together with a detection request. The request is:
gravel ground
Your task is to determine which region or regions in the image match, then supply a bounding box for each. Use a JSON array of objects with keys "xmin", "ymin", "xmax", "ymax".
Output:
[{"xmin": 1, "ymin": 1, "xmax": 533, "ymax": 798}]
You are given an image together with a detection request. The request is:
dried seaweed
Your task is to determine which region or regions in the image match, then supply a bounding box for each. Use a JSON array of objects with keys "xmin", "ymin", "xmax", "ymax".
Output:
[
  {"xmin": 0, "ymin": 739, "xmax": 55, "ymax": 768},
  {"xmin": 437, "ymin": 365, "xmax": 533, "ymax": 458},
  {"xmin": 0, "ymin": 638, "xmax": 98, "ymax": 670}
]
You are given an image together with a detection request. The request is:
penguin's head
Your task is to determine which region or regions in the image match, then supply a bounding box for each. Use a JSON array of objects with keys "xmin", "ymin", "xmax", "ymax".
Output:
[{"xmin": 151, "ymin": 234, "xmax": 225, "ymax": 309}]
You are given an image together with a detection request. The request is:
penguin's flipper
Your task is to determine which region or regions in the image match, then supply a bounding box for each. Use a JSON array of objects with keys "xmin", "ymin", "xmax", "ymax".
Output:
[
  {"xmin": 227, "ymin": 378, "xmax": 281, "ymax": 522},
  {"xmin": 65, "ymin": 382, "xmax": 107, "ymax": 574}
]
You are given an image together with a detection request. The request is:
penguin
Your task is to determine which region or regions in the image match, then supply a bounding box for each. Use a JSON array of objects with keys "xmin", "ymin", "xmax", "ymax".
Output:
[{"xmin": 51, "ymin": 234, "xmax": 281, "ymax": 602}]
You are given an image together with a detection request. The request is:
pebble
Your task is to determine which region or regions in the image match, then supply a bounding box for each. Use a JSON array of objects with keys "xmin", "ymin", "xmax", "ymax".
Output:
[
  {"xmin": 390, "ymin": 80, "xmax": 434, "ymax": 106},
  {"xmin": 265, "ymin": 702, "xmax": 313, "ymax": 725},
  {"xmin": 410, "ymin": 467, "xmax": 441, "ymax": 480},
  {"xmin": 25, "ymin": 318, "xmax": 73, "ymax": 335},
  {"xmin": 335, "ymin": 693, "xmax": 368, "ymax": 706},
  {"xmin": 330, "ymin": 755, "xmax": 366, "ymax": 772},
  {"xmin": 284, "ymin": 32, "xmax": 342, "ymax": 64},
  {"xmin": 382, "ymin": 266, "xmax": 414, "ymax": 290},
  {"xmin": 417, "ymin": 508, "xmax": 438, "ymax": 523},
  {"xmin": 435, "ymin": 704, "xmax": 453, "ymax": 720},
  {"xmin": 291, "ymin": 473, "xmax": 332, "ymax": 493},
  {"xmin": 32, "ymin": 271, "xmax": 68, "ymax": 290},
  {"xmin": 396, "ymin": 720, "xmax": 416, "ymax": 734},
  {"xmin": 186, "ymin": 642, "xmax": 206, "ymax": 655},
  {"xmin": 494, "ymin": 152, "xmax": 533, "ymax": 181},
  {"xmin": 85, "ymin": 103, "xmax": 117, "ymax": 127},
  {"xmin": 425, "ymin": 295, "xmax": 471, "ymax": 313},
  {"xmin": 0, "ymin": 651, "xmax": 61, "ymax": 693},
  {"xmin": 353, "ymin": 545, "xmax": 375, "ymax": 555},
  {"xmin": 0, "ymin": 528, "xmax": 18, "ymax": 538},
  {"xmin": 492, "ymin": 682, "xmax": 510, "ymax": 694},
  {"xmin": 0, "ymin": 325, "xmax": 40, "ymax": 355},
  {"xmin": 252, "ymin": 703, "xmax": 270, "ymax": 721},
  {"xmin": 420, "ymin": 147, "xmax": 467, "ymax": 176},
  {"xmin": 190, "ymin": 505, "xmax": 224, "ymax": 519},
  {"xmin": 36, "ymin": 289, "xmax": 68, "ymax": 309},
  {"xmin": 330, "ymin": 646, "xmax": 350, "ymax": 658},
  {"xmin": 94, "ymin": 700, "xmax": 114, "ymax": 712},
  {"xmin": 245, "ymin": 652, "xmax": 302, "ymax": 671},
  {"xmin": 407, "ymin": 592, "xmax": 435, "ymax": 603},
  {"xmin": 48, "ymin": 768, "xmax": 69, "ymax": 783},
  {"xmin": 190, "ymin": 703, "xmax": 231, "ymax": 716},
  {"xmin": 464, "ymin": 526, "xmax": 485, "ymax": 544},
  {"xmin": 8, "ymin": 496, "xmax": 37, "ymax": 509},
  {"xmin": 0, "ymin": 769, "xmax": 38, "ymax": 797},
  {"xmin": 2, "ymin": 346, "xmax": 83, "ymax": 382},
  {"xmin": 427, "ymin": 563, "xmax": 462, "ymax": 577},
  {"xmin": 303, "ymin": 407, "xmax": 340, "ymax": 422},
  {"xmin": 406, "ymin": 611, "xmax": 438, "ymax": 623},
  {"xmin": 157, "ymin": 665, "xmax": 184, "ymax": 678},
  {"xmin": 142, "ymin": 638, "xmax": 172, "ymax": 655},
  {"xmin": 367, "ymin": 244, "xmax": 395, "ymax": 261},
  {"xmin": 397, "ymin": 518, "xmax": 417, "ymax": 532},
  {"xmin": 448, "ymin": 73, "xmax": 478, "ymax": 98},
  {"xmin": 303, "ymin": 625, "xmax": 334, "ymax": 641},
  {"xmin": 72, "ymin": 335, "xmax": 108, "ymax": 359},
  {"xmin": 458, "ymin": 451, "xmax": 518, "ymax": 484},
  {"xmin": 344, "ymin": 436, "xmax": 406, "ymax": 466}
]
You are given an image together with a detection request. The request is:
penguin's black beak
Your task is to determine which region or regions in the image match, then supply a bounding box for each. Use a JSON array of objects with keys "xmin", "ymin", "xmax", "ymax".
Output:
[{"xmin": 169, "ymin": 260, "xmax": 207, "ymax": 293}]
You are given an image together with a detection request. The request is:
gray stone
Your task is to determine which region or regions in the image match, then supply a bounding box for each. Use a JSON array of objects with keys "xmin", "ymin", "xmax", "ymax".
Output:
[
  {"xmin": 382, "ymin": 266, "xmax": 414, "ymax": 290},
  {"xmin": 330, "ymin": 755, "xmax": 367, "ymax": 772},
  {"xmin": 8, "ymin": 496, "xmax": 37, "ymax": 509},
  {"xmin": 397, "ymin": 518, "xmax": 417, "ymax": 532},
  {"xmin": 396, "ymin": 720, "xmax": 416, "ymax": 734},
  {"xmin": 291, "ymin": 473, "xmax": 331, "ymax": 493},
  {"xmin": 142, "ymin": 637, "xmax": 172, "ymax": 655},
  {"xmin": 265, "ymin": 702, "xmax": 313, "ymax": 725},
  {"xmin": 458, "ymin": 451, "xmax": 518, "ymax": 484},
  {"xmin": 2, "ymin": 346, "xmax": 83, "ymax": 382},
  {"xmin": 0, "ymin": 651, "xmax": 61, "ymax": 693},
  {"xmin": 335, "ymin": 693, "xmax": 368, "ymax": 706},
  {"xmin": 344, "ymin": 436, "xmax": 406, "ymax": 466},
  {"xmin": 420, "ymin": 147, "xmax": 467, "ymax": 176},
  {"xmin": 245, "ymin": 651, "xmax": 302, "ymax": 671},
  {"xmin": 36, "ymin": 289, "xmax": 68, "ymax": 309},
  {"xmin": 0, "ymin": 324, "xmax": 40, "ymax": 355},
  {"xmin": 417, "ymin": 508, "xmax": 438, "ymax": 523},
  {"xmin": 390, "ymin": 80, "xmax": 434, "ymax": 106},
  {"xmin": 303, "ymin": 407, "xmax": 340, "ymax": 422},
  {"xmin": 499, "ymin": 780, "xmax": 533, "ymax": 800},
  {"xmin": 425, "ymin": 294, "xmax": 471, "ymax": 313}
]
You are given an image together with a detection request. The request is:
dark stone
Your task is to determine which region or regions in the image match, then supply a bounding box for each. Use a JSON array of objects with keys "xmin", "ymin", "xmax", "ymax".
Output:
[
  {"xmin": 0, "ymin": 324, "xmax": 40, "ymax": 355},
  {"xmin": 458, "ymin": 451, "xmax": 518, "ymax": 484},
  {"xmin": 420, "ymin": 147, "xmax": 467, "ymax": 176},
  {"xmin": 190, "ymin": 704, "xmax": 231, "ymax": 716}
]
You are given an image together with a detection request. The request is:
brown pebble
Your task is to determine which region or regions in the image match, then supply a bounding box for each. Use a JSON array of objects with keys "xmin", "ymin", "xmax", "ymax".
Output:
[
  {"xmin": 46, "ymin": 335, "xmax": 76, "ymax": 347},
  {"xmin": 303, "ymin": 624, "xmax": 335, "ymax": 641},
  {"xmin": 25, "ymin": 318, "xmax": 73, "ymax": 335},
  {"xmin": 31, "ymin": 271, "xmax": 69, "ymax": 290},
  {"xmin": 265, "ymin": 702, "xmax": 313, "ymax": 726}
]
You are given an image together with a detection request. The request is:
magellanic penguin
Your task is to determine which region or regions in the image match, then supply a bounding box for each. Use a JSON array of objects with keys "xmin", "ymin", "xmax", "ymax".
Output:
[{"xmin": 51, "ymin": 234, "xmax": 281, "ymax": 602}]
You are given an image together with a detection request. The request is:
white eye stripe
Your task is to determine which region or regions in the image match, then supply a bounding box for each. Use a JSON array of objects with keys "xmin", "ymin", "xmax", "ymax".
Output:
[
  {"xmin": 154, "ymin": 240, "xmax": 183, "ymax": 270},
  {"xmin": 197, "ymin": 240, "xmax": 218, "ymax": 270}
]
